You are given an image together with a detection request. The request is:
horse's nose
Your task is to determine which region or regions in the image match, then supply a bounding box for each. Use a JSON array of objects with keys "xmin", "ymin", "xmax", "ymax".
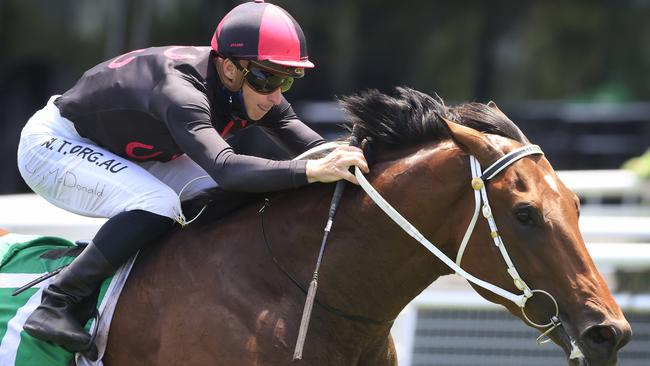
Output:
[{"xmin": 580, "ymin": 321, "xmax": 632, "ymax": 363}]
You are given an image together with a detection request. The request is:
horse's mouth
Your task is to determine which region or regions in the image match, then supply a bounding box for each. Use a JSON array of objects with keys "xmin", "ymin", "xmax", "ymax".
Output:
[
  {"xmin": 558, "ymin": 323, "xmax": 620, "ymax": 366},
  {"xmin": 568, "ymin": 357, "xmax": 588, "ymax": 366},
  {"xmin": 566, "ymin": 339, "xmax": 588, "ymax": 366}
]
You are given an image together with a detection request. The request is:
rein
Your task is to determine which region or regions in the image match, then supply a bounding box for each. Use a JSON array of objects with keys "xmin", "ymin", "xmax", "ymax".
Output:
[
  {"xmin": 258, "ymin": 198, "xmax": 394, "ymax": 326},
  {"xmin": 354, "ymin": 144, "xmax": 562, "ymax": 344}
]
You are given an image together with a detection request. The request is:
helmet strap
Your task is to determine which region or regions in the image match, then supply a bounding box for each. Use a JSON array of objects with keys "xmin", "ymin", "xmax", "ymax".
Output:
[{"xmin": 215, "ymin": 57, "xmax": 245, "ymax": 92}]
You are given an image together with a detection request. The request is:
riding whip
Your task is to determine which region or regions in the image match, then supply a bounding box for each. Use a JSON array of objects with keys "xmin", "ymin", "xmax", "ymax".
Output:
[
  {"xmin": 11, "ymin": 264, "xmax": 67, "ymax": 296},
  {"xmin": 11, "ymin": 240, "xmax": 89, "ymax": 296},
  {"xmin": 293, "ymin": 132, "xmax": 361, "ymax": 361}
]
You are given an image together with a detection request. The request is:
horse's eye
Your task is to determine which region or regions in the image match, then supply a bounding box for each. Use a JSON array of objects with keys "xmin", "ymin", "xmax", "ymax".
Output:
[{"xmin": 514, "ymin": 206, "xmax": 534, "ymax": 225}]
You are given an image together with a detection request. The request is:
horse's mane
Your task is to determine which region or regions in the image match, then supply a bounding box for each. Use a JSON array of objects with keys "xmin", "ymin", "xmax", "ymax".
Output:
[
  {"xmin": 183, "ymin": 87, "xmax": 529, "ymax": 224},
  {"xmin": 341, "ymin": 86, "xmax": 528, "ymax": 148}
]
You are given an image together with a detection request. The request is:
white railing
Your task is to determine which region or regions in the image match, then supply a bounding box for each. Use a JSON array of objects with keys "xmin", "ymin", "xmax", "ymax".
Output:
[
  {"xmin": 0, "ymin": 194, "xmax": 106, "ymax": 239},
  {"xmin": 392, "ymin": 287, "xmax": 650, "ymax": 366},
  {"xmin": 557, "ymin": 169, "xmax": 650, "ymax": 204}
]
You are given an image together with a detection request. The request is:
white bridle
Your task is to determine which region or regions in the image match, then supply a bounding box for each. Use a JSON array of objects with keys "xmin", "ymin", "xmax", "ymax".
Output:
[{"xmin": 354, "ymin": 144, "xmax": 562, "ymax": 344}]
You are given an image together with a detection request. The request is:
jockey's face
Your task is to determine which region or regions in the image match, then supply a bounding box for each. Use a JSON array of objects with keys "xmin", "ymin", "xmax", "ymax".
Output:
[
  {"xmin": 218, "ymin": 58, "xmax": 285, "ymax": 121},
  {"xmin": 241, "ymin": 73, "xmax": 283, "ymax": 121}
]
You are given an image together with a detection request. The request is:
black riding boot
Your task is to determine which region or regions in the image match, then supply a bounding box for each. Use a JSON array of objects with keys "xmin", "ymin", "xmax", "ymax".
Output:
[
  {"xmin": 23, "ymin": 242, "xmax": 113, "ymax": 351},
  {"xmin": 23, "ymin": 209, "xmax": 173, "ymax": 352}
]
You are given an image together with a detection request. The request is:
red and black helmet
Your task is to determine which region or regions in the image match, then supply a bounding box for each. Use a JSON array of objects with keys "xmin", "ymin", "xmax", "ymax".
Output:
[{"xmin": 211, "ymin": 0, "xmax": 314, "ymax": 69}]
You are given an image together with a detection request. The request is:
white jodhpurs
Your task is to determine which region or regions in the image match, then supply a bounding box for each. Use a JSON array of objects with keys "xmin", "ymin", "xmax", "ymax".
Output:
[{"xmin": 16, "ymin": 96, "xmax": 217, "ymax": 222}]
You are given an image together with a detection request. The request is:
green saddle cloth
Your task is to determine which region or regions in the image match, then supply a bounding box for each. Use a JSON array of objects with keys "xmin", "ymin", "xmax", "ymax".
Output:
[{"xmin": 0, "ymin": 234, "xmax": 111, "ymax": 366}]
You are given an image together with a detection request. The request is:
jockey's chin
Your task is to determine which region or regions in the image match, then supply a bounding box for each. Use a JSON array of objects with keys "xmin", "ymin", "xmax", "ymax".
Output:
[{"xmin": 241, "ymin": 82, "xmax": 282, "ymax": 121}]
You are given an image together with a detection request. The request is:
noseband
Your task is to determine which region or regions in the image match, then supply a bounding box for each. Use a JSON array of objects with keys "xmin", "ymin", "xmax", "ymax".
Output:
[{"xmin": 355, "ymin": 144, "xmax": 562, "ymax": 345}]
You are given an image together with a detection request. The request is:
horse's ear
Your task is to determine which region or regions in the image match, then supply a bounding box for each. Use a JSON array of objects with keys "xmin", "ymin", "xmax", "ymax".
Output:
[
  {"xmin": 487, "ymin": 101, "xmax": 507, "ymax": 116},
  {"xmin": 441, "ymin": 116, "xmax": 502, "ymax": 167}
]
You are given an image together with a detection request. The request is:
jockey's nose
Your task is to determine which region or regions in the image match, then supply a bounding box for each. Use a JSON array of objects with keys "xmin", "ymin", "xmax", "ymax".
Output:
[
  {"xmin": 268, "ymin": 88, "xmax": 282, "ymax": 105},
  {"xmin": 579, "ymin": 320, "xmax": 631, "ymax": 365}
]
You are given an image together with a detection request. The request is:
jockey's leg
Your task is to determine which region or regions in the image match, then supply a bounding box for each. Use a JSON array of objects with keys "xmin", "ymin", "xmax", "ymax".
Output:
[
  {"xmin": 16, "ymin": 96, "xmax": 210, "ymax": 351},
  {"xmin": 140, "ymin": 153, "xmax": 217, "ymax": 200},
  {"xmin": 23, "ymin": 209, "xmax": 172, "ymax": 352}
]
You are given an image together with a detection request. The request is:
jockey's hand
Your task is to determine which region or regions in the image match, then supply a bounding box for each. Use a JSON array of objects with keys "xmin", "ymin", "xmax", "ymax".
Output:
[{"xmin": 306, "ymin": 146, "xmax": 369, "ymax": 185}]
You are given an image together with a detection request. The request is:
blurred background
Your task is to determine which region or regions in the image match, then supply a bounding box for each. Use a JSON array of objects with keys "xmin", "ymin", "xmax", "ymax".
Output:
[{"xmin": 1, "ymin": 0, "xmax": 650, "ymax": 365}]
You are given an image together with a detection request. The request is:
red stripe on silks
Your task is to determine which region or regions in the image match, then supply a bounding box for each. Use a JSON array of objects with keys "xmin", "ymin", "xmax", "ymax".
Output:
[
  {"xmin": 220, "ymin": 120, "xmax": 235, "ymax": 137},
  {"xmin": 125, "ymin": 141, "xmax": 163, "ymax": 160},
  {"xmin": 258, "ymin": 5, "xmax": 300, "ymax": 62}
]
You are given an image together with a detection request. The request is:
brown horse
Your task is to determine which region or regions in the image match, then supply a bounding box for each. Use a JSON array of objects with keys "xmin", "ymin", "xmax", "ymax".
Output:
[{"xmin": 103, "ymin": 87, "xmax": 631, "ymax": 366}]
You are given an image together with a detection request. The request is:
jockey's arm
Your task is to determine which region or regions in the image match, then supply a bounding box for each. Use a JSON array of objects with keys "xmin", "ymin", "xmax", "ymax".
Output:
[
  {"xmin": 259, "ymin": 98, "xmax": 368, "ymax": 185},
  {"xmin": 160, "ymin": 77, "xmax": 367, "ymax": 191},
  {"xmin": 170, "ymin": 119, "xmax": 310, "ymax": 192}
]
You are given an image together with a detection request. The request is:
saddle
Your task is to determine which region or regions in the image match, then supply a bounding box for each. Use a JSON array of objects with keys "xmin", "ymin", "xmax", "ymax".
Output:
[{"xmin": 0, "ymin": 235, "xmax": 131, "ymax": 366}]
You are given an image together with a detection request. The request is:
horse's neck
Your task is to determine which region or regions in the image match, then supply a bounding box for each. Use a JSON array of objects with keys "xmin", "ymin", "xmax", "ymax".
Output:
[
  {"xmin": 159, "ymin": 143, "xmax": 470, "ymax": 327},
  {"xmin": 264, "ymin": 143, "xmax": 470, "ymax": 322}
]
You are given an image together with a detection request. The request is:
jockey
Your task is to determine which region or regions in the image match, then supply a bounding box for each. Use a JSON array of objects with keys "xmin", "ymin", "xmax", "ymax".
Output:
[{"xmin": 17, "ymin": 0, "xmax": 368, "ymax": 352}]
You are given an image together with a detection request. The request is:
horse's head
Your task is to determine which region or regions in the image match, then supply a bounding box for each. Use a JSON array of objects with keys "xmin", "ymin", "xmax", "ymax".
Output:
[
  {"xmin": 440, "ymin": 105, "xmax": 631, "ymax": 366},
  {"xmin": 342, "ymin": 88, "xmax": 631, "ymax": 366}
]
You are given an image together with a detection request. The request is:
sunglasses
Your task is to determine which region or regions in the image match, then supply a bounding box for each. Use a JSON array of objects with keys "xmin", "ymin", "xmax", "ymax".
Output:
[{"xmin": 233, "ymin": 61, "xmax": 294, "ymax": 94}]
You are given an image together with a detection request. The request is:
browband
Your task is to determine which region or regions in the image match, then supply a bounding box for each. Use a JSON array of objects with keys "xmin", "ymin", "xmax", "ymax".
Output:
[{"xmin": 481, "ymin": 145, "xmax": 544, "ymax": 181}]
